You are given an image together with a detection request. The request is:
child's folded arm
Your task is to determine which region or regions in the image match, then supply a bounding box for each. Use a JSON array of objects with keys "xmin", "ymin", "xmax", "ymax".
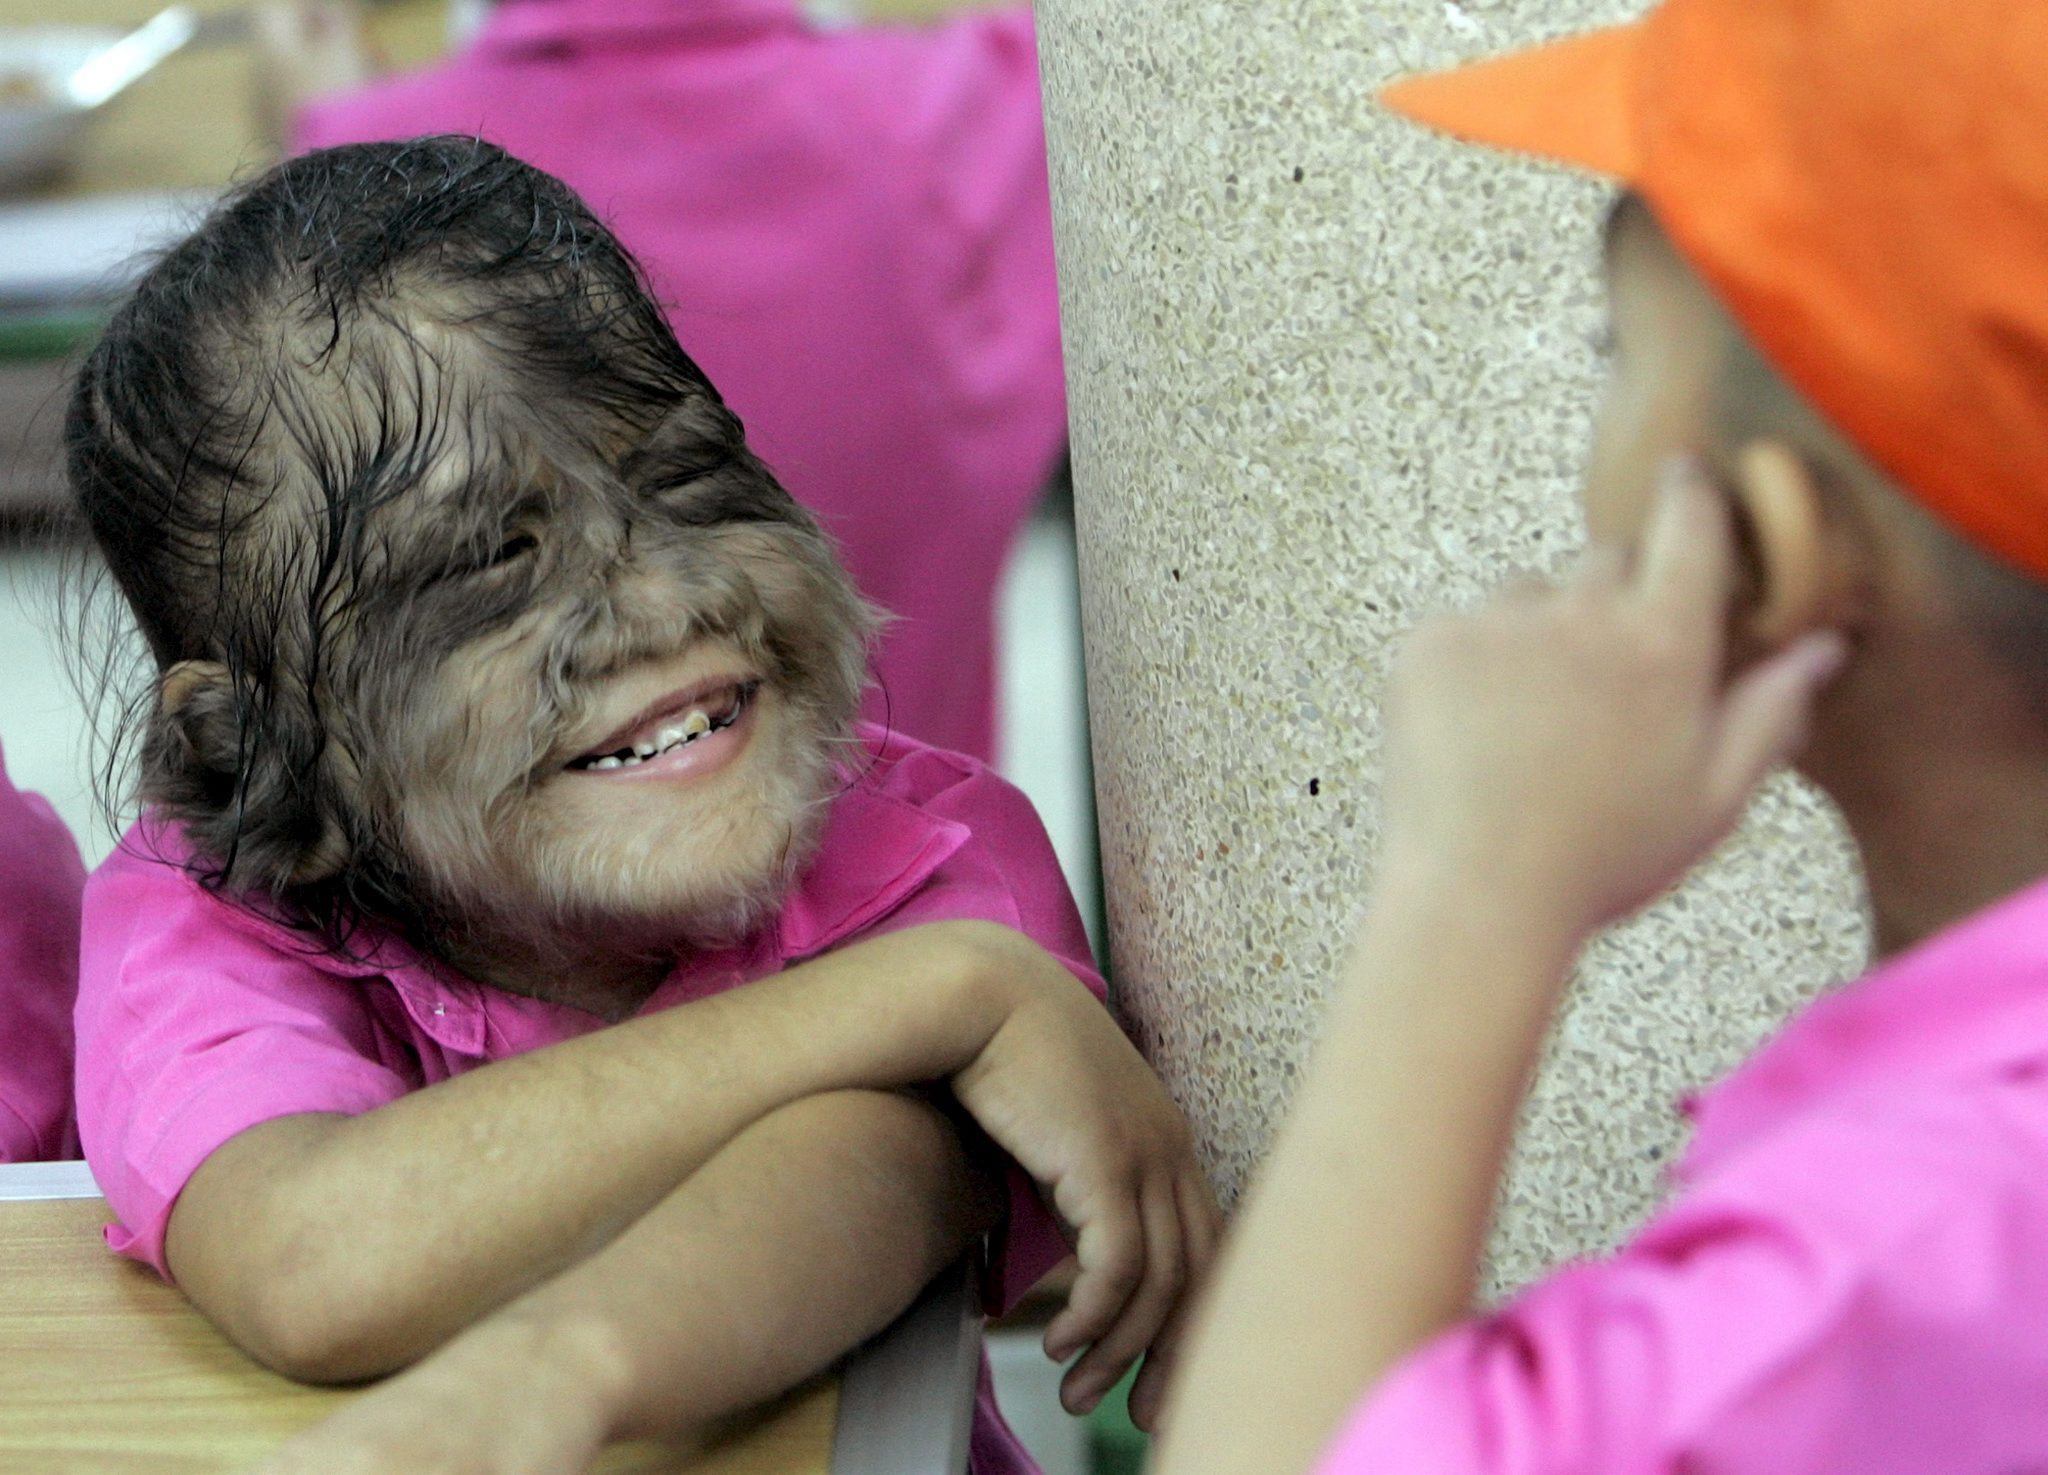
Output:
[
  {"xmin": 163, "ymin": 919, "xmax": 1042, "ymax": 1383},
  {"xmin": 250, "ymin": 1087, "xmax": 1000, "ymax": 1473},
  {"xmin": 513, "ymin": 1086, "xmax": 1004, "ymax": 1441}
]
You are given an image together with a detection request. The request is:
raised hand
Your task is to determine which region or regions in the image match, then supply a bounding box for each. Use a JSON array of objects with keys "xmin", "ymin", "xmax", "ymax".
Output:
[{"xmin": 1376, "ymin": 458, "xmax": 1847, "ymax": 951}]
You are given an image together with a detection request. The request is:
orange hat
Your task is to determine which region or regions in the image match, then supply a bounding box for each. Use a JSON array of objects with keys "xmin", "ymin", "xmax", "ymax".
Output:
[{"xmin": 1381, "ymin": 1, "xmax": 2048, "ymax": 585}]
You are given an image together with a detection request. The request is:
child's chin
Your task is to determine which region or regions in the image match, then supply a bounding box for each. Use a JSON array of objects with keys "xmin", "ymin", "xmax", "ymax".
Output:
[
  {"xmin": 636, "ymin": 843, "xmax": 793, "ymax": 932},
  {"xmin": 518, "ymin": 801, "xmax": 811, "ymax": 939},
  {"xmin": 502, "ymin": 718, "xmax": 834, "ymax": 939}
]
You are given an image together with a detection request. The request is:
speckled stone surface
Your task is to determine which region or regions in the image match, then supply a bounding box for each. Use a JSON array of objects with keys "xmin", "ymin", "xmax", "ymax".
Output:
[{"xmin": 1034, "ymin": 0, "xmax": 1872, "ymax": 1293}]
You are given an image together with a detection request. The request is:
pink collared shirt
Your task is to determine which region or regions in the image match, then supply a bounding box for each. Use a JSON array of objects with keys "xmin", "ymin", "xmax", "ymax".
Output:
[
  {"xmin": 0, "ymin": 739, "xmax": 84, "ymax": 1163},
  {"xmin": 294, "ymin": 0, "xmax": 1066, "ymax": 762},
  {"xmin": 75, "ymin": 727, "xmax": 1096, "ymax": 1474},
  {"xmin": 1317, "ymin": 875, "xmax": 2048, "ymax": 1474}
]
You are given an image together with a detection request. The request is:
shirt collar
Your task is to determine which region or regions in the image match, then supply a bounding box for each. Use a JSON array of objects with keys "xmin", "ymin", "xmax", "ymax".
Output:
[
  {"xmin": 772, "ymin": 778, "xmax": 971, "ymax": 960},
  {"xmin": 477, "ymin": 0, "xmax": 807, "ymax": 55},
  {"xmin": 177, "ymin": 850, "xmax": 492, "ymax": 1056},
  {"xmin": 1682, "ymin": 873, "xmax": 2048, "ymax": 1177}
]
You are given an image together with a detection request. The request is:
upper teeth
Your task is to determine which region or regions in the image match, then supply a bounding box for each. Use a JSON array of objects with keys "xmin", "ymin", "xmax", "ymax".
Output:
[
  {"xmin": 579, "ymin": 703, "xmax": 730, "ymax": 770},
  {"xmin": 638, "ymin": 710, "xmax": 710, "ymax": 757}
]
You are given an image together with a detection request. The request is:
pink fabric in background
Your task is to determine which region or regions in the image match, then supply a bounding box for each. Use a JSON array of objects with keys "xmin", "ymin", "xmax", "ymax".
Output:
[
  {"xmin": 295, "ymin": 0, "xmax": 1068, "ymax": 762},
  {"xmin": 76, "ymin": 726, "xmax": 1098, "ymax": 1475},
  {"xmin": 0, "ymin": 739, "xmax": 85, "ymax": 1161},
  {"xmin": 1316, "ymin": 874, "xmax": 2048, "ymax": 1474}
]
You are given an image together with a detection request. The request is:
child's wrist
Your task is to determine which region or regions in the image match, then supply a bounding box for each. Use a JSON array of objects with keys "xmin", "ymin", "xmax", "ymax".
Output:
[
  {"xmin": 475, "ymin": 1305, "xmax": 638, "ymax": 1442},
  {"xmin": 1365, "ymin": 844, "xmax": 1593, "ymax": 993},
  {"xmin": 1373, "ymin": 842, "xmax": 1596, "ymax": 960}
]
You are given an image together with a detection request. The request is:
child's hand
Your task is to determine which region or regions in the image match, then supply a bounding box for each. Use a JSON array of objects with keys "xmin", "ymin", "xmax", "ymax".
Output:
[
  {"xmin": 1377, "ymin": 459, "xmax": 1847, "ymax": 949},
  {"xmin": 948, "ymin": 925, "xmax": 1221, "ymax": 1430},
  {"xmin": 246, "ymin": 1314, "xmax": 619, "ymax": 1475}
]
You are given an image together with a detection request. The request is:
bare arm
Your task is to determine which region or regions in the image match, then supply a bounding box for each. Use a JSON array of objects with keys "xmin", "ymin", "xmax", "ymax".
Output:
[
  {"xmin": 1155, "ymin": 475, "xmax": 1845, "ymax": 1473},
  {"xmin": 1150, "ymin": 872, "xmax": 1571, "ymax": 1475},
  {"xmin": 168, "ymin": 921, "xmax": 1029, "ymax": 1381},
  {"xmin": 252, "ymin": 1089, "xmax": 1001, "ymax": 1474}
]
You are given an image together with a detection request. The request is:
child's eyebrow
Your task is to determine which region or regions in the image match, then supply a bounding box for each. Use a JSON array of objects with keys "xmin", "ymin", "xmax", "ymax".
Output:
[
  {"xmin": 369, "ymin": 450, "xmax": 537, "ymax": 563},
  {"xmin": 629, "ymin": 434, "xmax": 734, "ymax": 489}
]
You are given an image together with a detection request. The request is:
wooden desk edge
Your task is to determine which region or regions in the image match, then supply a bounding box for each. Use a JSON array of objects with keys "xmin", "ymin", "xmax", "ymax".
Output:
[{"xmin": 1, "ymin": 1164, "xmax": 981, "ymax": 1474}]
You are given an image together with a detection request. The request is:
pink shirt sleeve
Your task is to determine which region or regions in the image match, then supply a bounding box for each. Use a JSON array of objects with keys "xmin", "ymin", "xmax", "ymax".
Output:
[
  {"xmin": 1315, "ymin": 1087, "xmax": 2048, "ymax": 1474},
  {"xmin": 0, "ymin": 749, "xmax": 85, "ymax": 1162},
  {"xmin": 75, "ymin": 846, "xmax": 418, "ymax": 1277},
  {"xmin": 861, "ymin": 744, "xmax": 1104, "ymax": 1313}
]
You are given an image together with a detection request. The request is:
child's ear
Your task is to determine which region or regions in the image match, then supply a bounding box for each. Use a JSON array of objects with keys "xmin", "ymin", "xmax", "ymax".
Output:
[
  {"xmin": 1727, "ymin": 439, "xmax": 1848, "ymax": 648},
  {"xmin": 159, "ymin": 660, "xmax": 240, "ymax": 780},
  {"xmin": 157, "ymin": 659, "xmax": 352, "ymax": 886}
]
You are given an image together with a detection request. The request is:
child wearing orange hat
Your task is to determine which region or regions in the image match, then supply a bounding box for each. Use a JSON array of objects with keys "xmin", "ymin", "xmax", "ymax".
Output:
[{"xmin": 1157, "ymin": 1, "xmax": 2048, "ymax": 1471}]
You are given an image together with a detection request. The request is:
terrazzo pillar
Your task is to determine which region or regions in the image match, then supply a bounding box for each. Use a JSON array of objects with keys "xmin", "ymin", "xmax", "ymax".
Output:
[{"xmin": 1034, "ymin": 1, "xmax": 1871, "ymax": 1290}]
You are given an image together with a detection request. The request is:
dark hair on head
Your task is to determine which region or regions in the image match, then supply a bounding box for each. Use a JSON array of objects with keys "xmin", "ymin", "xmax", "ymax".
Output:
[{"xmin": 65, "ymin": 135, "xmax": 720, "ymax": 938}]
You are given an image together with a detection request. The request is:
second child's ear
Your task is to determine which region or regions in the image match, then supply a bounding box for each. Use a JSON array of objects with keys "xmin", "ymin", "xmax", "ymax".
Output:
[{"xmin": 1726, "ymin": 440, "xmax": 1855, "ymax": 648}]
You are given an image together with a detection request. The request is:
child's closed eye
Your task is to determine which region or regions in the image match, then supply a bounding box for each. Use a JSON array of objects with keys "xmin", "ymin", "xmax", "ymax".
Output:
[
  {"xmin": 427, "ymin": 530, "xmax": 541, "ymax": 587},
  {"xmin": 481, "ymin": 532, "xmax": 540, "ymax": 569}
]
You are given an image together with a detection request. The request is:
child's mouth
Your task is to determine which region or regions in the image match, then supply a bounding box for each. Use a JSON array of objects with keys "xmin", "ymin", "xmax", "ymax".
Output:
[{"xmin": 565, "ymin": 679, "xmax": 761, "ymax": 774}]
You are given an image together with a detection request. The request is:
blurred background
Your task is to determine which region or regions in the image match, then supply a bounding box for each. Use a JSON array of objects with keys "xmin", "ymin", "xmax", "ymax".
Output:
[{"xmin": 0, "ymin": 1, "xmax": 1124, "ymax": 1469}]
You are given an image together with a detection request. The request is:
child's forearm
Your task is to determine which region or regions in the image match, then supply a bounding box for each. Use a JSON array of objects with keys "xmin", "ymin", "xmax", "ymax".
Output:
[
  {"xmin": 499, "ymin": 1088, "xmax": 1001, "ymax": 1441},
  {"xmin": 1153, "ymin": 866, "xmax": 1580, "ymax": 1475},
  {"xmin": 166, "ymin": 920, "xmax": 1042, "ymax": 1382},
  {"xmin": 246, "ymin": 1089, "xmax": 1002, "ymax": 1475}
]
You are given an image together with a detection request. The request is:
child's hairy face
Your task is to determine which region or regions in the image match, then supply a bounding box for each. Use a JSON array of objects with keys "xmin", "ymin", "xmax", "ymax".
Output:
[
  {"xmin": 289, "ymin": 345, "xmax": 869, "ymax": 953},
  {"xmin": 71, "ymin": 138, "xmax": 872, "ymax": 965}
]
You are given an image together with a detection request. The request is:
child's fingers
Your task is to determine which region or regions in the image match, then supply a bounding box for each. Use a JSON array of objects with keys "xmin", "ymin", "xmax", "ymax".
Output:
[
  {"xmin": 1125, "ymin": 1176, "xmax": 1219, "ymax": 1431},
  {"xmin": 1125, "ymin": 1318, "xmax": 1176, "ymax": 1430},
  {"xmin": 1044, "ymin": 1205, "xmax": 1146, "ymax": 1364},
  {"xmin": 1706, "ymin": 630, "xmax": 1849, "ymax": 816},
  {"xmin": 1126, "ymin": 1284, "xmax": 1200, "ymax": 1433},
  {"xmin": 1058, "ymin": 1178, "xmax": 1185, "ymax": 1414}
]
